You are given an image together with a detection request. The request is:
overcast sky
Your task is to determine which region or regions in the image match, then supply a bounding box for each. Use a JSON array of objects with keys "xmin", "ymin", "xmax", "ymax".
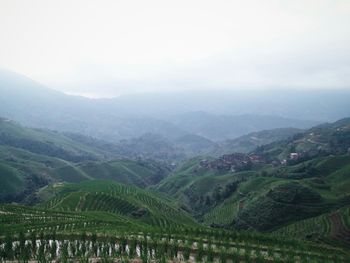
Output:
[{"xmin": 0, "ymin": 0, "xmax": 350, "ymax": 98}]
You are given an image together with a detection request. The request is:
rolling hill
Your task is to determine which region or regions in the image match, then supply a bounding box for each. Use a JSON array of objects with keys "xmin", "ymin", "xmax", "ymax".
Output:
[
  {"xmin": 0, "ymin": 118, "xmax": 172, "ymax": 203},
  {"xmin": 214, "ymin": 127, "xmax": 303, "ymax": 155},
  {"xmin": 253, "ymin": 117, "xmax": 350, "ymax": 162},
  {"xmin": 38, "ymin": 180, "xmax": 196, "ymax": 228},
  {"xmin": 156, "ymin": 118, "xmax": 350, "ymax": 233},
  {"xmin": 169, "ymin": 111, "xmax": 316, "ymax": 141}
]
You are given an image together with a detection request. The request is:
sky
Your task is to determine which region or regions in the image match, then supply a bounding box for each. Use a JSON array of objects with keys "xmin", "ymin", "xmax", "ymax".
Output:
[{"xmin": 0, "ymin": 0, "xmax": 350, "ymax": 98}]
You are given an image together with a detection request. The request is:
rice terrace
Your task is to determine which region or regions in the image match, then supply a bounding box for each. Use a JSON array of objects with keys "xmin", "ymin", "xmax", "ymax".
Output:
[{"xmin": 1, "ymin": 0, "xmax": 350, "ymax": 262}]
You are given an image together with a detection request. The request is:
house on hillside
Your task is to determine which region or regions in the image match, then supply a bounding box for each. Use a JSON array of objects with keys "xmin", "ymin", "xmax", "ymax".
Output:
[
  {"xmin": 201, "ymin": 153, "xmax": 253, "ymax": 172},
  {"xmin": 290, "ymin": 152, "xmax": 299, "ymax": 160},
  {"xmin": 248, "ymin": 154, "xmax": 264, "ymax": 163}
]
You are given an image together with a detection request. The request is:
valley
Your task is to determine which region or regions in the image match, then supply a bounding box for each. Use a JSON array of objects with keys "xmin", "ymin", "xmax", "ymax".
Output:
[
  {"xmin": 0, "ymin": 113, "xmax": 350, "ymax": 262},
  {"xmin": 1, "ymin": 1, "xmax": 350, "ymax": 261},
  {"xmin": 0, "ymin": 70, "xmax": 349, "ymax": 262}
]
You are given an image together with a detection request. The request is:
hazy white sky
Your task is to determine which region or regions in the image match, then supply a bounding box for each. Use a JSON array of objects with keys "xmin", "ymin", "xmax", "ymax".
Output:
[{"xmin": 0, "ymin": 0, "xmax": 350, "ymax": 97}]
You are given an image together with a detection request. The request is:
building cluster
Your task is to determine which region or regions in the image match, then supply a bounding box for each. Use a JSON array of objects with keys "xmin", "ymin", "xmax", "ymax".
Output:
[{"xmin": 199, "ymin": 153, "xmax": 264, "ymax": 172}]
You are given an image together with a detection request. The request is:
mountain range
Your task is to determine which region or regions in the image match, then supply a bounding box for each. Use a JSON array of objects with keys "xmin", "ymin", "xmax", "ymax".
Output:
[
  {"xmin": 1, "ymin": 69, "xmax": 350, "ymax": 260},
  {"xmin": 1, "ymin": 69, "xmax": 344, "ymax": 144}
]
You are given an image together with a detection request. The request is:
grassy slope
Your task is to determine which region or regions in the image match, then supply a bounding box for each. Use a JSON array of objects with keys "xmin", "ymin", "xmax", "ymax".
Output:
[
  {"xmin": 0, "ymin": 145, "xmax": 170, "ymax": 202},
  {"xmin": 214, "ymin": 127, "xmax": 303, "ymax": 155},
  {"xmin": 157, "ymin": 154, "xmax": 350, "ymax": 231},
  {"xmin": 0, "ymin": 120, "xmax": 171, "ymax": 201},
  {"xmin": 39, "ymin": 180, "xmax": 196, "ymax": 228},
  {"xmin": 275, "ymin": 206, "xmax": 350, "ymax": 248},
  {"xmin": 0, "ymin": 161, "xmax": 25, "ymax": 196},
  {"xmin": 0, "ymin": 119, "xmax": 110, "ymax": 161}
]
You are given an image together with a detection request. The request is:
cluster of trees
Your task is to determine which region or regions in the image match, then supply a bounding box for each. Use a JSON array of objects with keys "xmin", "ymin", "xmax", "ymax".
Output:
[
  {"xmin": 0, "ymin": 172, "xmax": 48, "ymax": 204},
  {"xmin": 201, "ymin": 182, "xmax": 239, "ymax": 207},
  {"xmin": 188, "ymin": 181, "xmax": 239, "ymax": 212}
]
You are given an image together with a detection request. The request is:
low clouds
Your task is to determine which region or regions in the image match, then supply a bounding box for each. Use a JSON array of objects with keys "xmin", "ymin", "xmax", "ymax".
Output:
[{"xmin": 0, "ymin": 0, "xmax": 349, "ymax": 97}]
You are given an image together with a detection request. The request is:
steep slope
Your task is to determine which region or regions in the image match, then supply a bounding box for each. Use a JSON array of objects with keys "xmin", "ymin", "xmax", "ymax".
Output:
[
  {"xmin": 0, "ymin": 145, "xmax": 170, "ymax": 203},
  {"xmin": 157, "ymin": 154, "xmax": 350, "ymax": 231},
  {"xmin": 39, "ymin": 180, "xmax": 196, "ymax": 228},
  {"xmin": 275, "ymin": 206, "xmax": 350, "ymax": 248},
  {"xmin": 0, "ymin": 119, "xmax": 171, "ymax": 203},
  {"xmin": 0, "ymin": 118, "xmax": 111, "ymax": 162},
  {"xmin": 214, "ymin": 127, "xmax": 303, "ymax": 155},
  {"xmin": 156, "ymin": 118, "xmax": 350, "ymax": 231},
  {"xmin": 254, "ymin": 117, "xmax": 350, "ymax": 161}
]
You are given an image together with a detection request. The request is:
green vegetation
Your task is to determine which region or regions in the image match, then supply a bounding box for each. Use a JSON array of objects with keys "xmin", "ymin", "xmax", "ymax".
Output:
[
  {"xmin": 39, "ymin": 180, "xmax": 196, "ymax": 228},
  {"xmin": 275, "ymin": 206, "xmax": 350, "ymax": 248},
  {"xmin": 0, "ymin": 119, "xmax": 172, "ymax": 202},
  {"xmin": 1, "ymin": 204, "xmax": 349, "ymax": 262},
  {"xmin": 0, "ymin": 162, "xmax": 25, "ymax": 198},
  {"xmin": 0, "ymin": 118, "xmax": 110, "ymax": 162},
  {"xmin": 157, "ymin": 154, "xmax": 350, "ymax": 232},
  {"xmin": 1, "ymin": 117, "xmax": 350, "ymax": 261},
  {"xmin": 215, "ymin": 127, "xmax": 303, "ymax": 155}
]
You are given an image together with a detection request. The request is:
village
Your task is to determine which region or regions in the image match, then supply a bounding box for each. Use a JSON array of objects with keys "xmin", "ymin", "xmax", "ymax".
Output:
[
  {"xmin": 199, "ymin": 153, "xmax": 264, "ymax": 172},
  {"xmin": 199, "ymin": 152, "xmax": 303, "ymax": 172}
]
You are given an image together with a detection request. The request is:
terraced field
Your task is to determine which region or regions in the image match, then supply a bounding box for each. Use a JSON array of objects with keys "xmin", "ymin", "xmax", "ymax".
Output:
[
  {"xmin": 39, "ymin": 180, "xmax": 196, "ymax": 229},
  {"xmin": 158, "ymin": 154, "xmax": 350, "ymax": 232},
  {"xmin": 0, "ymin": 211, "xmax": 349, "ymax": 263},
  {"xmin": 10, "ymin": 179, "xmax": 343, "ymax": 262},
  {"xmin": 275, "ymin": 206, "xmax": 350, "ymax": 247},
  {"xmin": 0, "ymin": 204, "xmax": 139, "ymax": 236},
  {"xmin": 1, "ymin": 117, "xmax": 350, "ymax": 262}
]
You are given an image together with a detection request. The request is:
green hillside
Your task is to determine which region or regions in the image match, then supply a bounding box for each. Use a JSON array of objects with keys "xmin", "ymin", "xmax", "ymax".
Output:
[
  {"xmin": 254, "ymin": 117, "xmax": 350, "ymax": 161},
  {"xmin": 275, "ymin": 206, "xmax": 350, "ymax": 248},
  {"xmin": 0, "ymin": 145, "xmax": 170, "ymax": 203},
  {"xmin": 0, "ymin": 118, "xmax": 111, "ymax": 162},
  {"xmin": 1, "ymin": 116, "xmax": 350, "ymax": 261},
  {"xmin": 157, "ymin": 153, "xmax": 350, "ymax": 232},
  {"xmin": 0, "ymin": 119, "xmax": 171, "ymax": 202},
  {"xmin": 1, "ymin": 202, "xmax": 349, "ymax": 263},
  {"xmin": 0, "ymin": 162, "xmax": 25, "ymax": 199},
  {"xmin": 214, "ymin": 127, "xmax": 303, "ymax": 155},
  {"xmin": 156, "ymin": 118, "xmax": 350, "ymax": 233},
  {"xmin": 38, "ymin": 180, "xmax": 196, "ymax": 228}
]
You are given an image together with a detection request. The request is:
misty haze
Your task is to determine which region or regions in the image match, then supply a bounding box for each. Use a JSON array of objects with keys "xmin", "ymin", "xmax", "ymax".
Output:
[{"xmin": 0, "ymin": 1, "xmax": 350, "ymax": 262}]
